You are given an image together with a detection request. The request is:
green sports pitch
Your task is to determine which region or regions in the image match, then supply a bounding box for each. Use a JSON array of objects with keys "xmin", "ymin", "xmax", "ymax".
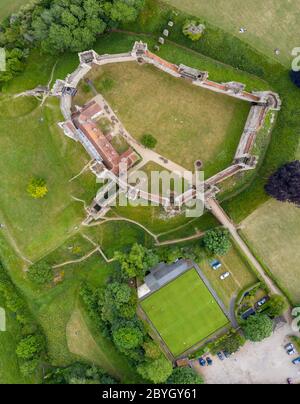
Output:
[{"xmin": 141, "ymin": 268, "xmax": 229, "ymax": 356}]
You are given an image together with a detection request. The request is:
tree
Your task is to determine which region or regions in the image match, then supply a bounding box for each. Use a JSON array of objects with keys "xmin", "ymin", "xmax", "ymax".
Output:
[
  {"xmin": 182, "ymin": 20, "xmax": 205, "ymax": 41},
  {"xmin": 141, "ymin": 133, "xmax": 157, "ymax": 149},
  {"xmin": 167, "ymin": 367, "xmax": 204, "ymax": 384},
  {"xmin": 242, "ymin": 314, "xmax": 273, "ymax": 342},
  {"xmin": 290, "ymin": 70, "xmax": 300, "ymax": 87},
  {"xmin": 16, "ymin": 335, "xmax": 44, "ymax": 360},
  {"xmin": 203, "ymin": 228, "xmax": 232, "ymax": 256},
  {"xmin": 114, "ymin": 244, "xmax": 159, "ymax": 280},
  {"xmin": 137, "ymin": 355, "xmax": 173, "ymax": 383},
  {"xmin": 112, "ymin": 321, "xmax": 144, "ymax": 352},
  {"xmin": 143, "ymin": 340, "xmax": 162, "ymax": 360},
  {"xmin": 101, "ymin": 281, "xmax": 137, "ymax": 322},
  {"xmin": 28, "ymin": 262, "xmax": 53, "ymax": 285},
  {"xmin": 27, "ymin": 177, "xmax": 48, "ymax": 199},
  {"xmin": 264, "ymin": 295, "xmax": 289, "ymax": 318},
  {"xmin": 265, "ymin": 161, "xmax": 300, "ymax": 205}
]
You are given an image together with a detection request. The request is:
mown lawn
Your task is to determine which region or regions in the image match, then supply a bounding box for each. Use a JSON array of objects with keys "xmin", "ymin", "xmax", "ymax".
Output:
[
  {"xmin": 75, "ymin": 62, "xmax": 250, "ymax": 176},
  {"xmin": 0, "ymin": 0, "xmax": 26, "ymax": 21},
  {"xmin": 164, "ymin": 0, "xmax": 300, "ymax": 68},
  {"xmin": 0, "ymin": 95, "xmax": 96, "ymax": 262},
  {"xmin": 242, "ymin": 200, "xmax": 300, "ymax": 304},
  {"xmin": 199, "ymin": 245, "xmax": 258, "ymax": 309},
  {"xmin": 0, "ymin": 296, "xmax": 33, "ymax": 384},
  {"xmin": 141, "ymin": 268, "xmax": 229, "ymax": 356}
]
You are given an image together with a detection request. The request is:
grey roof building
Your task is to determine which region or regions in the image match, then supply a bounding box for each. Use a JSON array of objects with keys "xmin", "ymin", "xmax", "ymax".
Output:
[{"xmin": 138, "ymin": 260, "xmax": 192, "ymax": 298}]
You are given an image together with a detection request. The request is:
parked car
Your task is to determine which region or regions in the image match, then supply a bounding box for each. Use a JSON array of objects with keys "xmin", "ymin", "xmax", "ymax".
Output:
[
  {"xmin": 285, "ymin": 343, "xmax": 295, "ymax": 351},
  {"xmin": 287, "ymin": 348, "xmax": 297, "ymax": 356},
  {"xmin": 220, "ymin": 272, "xmax": 230, "ymax": 280},
  {"xmin": 206, "ymin": 357, "xmax": 213, "ymax": 366},
  {"xmin": 217, "ymin": 351, "xmax": 224, "ymax": 361},
  {"xmin": 198, "ymin": 357, "xmax": 206, "ymax": 367},
  {"xmin": 255, "ymin": 296, "xmax": 269, "ymax": 309},
  {"xmin": 292, "ymin": 357, "xmax": 300, "ymax": 365},
  {"xmin": 210, "ymin": 260, "xmax": 222, "ymax": 270},
  {"xmin": 285, "ymin": 343, "xmax": 297, "ymax": 355},
  {"xmin": 223, "ymin": 350, "xmax": 230, "ymax": 358}
]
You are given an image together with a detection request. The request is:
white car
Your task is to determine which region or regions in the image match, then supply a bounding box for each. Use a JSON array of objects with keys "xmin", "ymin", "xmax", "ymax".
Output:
[{"xmin": 220, "ymin": 272, "xmax": 230, "ymax": 280}]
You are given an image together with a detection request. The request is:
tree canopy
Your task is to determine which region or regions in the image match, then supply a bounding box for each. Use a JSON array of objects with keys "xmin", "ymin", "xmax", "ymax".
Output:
[
  {"xmin": 242, "ymin": 314, "xmax": 273, "ymax": 342},
  {"xmin": 203, "ymin": 228, "xmax": 232, "ymax": 256},
  {"xmin": 27, "ymin": 177, "xmax": 48, "ymax": 199},
  {"xmin": 137, "ymin": 355, "xmax": 173, "ymax": 384},
  {"xmin": 141, "ymin": 133, "xmax": 157, "ymax": 149},
  {"xmin": 290, "ymin": 70, "xmax": 300, "ymax": 88},
  {"xmin": 114, "ymin": 243, "xmax": 159, "ymax": 280},
  {"xmin": 167, "ymin": 367, "xmax": 204, "ymax": 384},
  {"xmin": 264, "ymin": 295, "xmax": 289, "ymax": 318},
  {"xmin": 28, "ymin": 262, "xmax": 53, "ymax": 285},
  {"xmin": 265, "ymin": 160, "xmax": 300, "ymax": 205}
]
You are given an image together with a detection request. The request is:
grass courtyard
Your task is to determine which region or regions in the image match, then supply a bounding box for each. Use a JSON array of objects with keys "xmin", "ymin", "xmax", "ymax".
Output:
[
  {"xmin": 0, "ymin": 0, "xmax": 26, "ymax": 21},
  {"xmin": 141, "ymin": 268, "xmax": 229, "ymax": 356},
  {"xmin": 75, "ymin": 62, "xmax": 250, "ymax": 177},
  {"xmin": 242, "ymin": 200, "xmax": 300, "ymax": 304}
]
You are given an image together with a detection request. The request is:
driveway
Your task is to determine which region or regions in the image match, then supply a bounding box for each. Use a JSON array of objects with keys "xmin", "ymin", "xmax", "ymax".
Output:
[{"xmin": 192, "ymin": 323, "xmax": 300, "ymax": 384}]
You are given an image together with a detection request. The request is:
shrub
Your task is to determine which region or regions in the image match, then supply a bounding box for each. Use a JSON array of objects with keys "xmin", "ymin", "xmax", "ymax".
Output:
[
  {"xmin": 182, "ymin": 20, "xmax": 205, "ymax": 41},
  {"xmin": 141, "ymin": 133, "xmax": 157, "ymax": 149},
  {"xmin": 28, "ymin": 262, "xmax": 53, "ymax": 285},
  {"xmin": 16, "ymin": 335, "xmax": 45, "ymax": 360},
  {"xmin": 27, "ymin": 177, "xmax": 48, "ymax": 199},
  {"xmin": 264, "ymin": 295, "xmax": 289, "ymax": 318}
]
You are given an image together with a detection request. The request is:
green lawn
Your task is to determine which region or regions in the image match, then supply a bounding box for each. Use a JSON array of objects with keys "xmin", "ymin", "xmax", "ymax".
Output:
[
  {"xmin": 74, "ymin": 61, "xmax": 250, "ymax": 176},
  {"xmin": 0, "ymin": 296, "xmax": 33, "ymax": 384},
  {"xmin": 200, "ymin": 245, "xmax": 258, "ymax": 309},
  {"xmin": 0, "ymin": 0, "xmax": 27, "ymax": 21},
  {"xmin": 141, "ymin": 268, "xmax": 228, "ymax": 356},
  {"xmin": 164, "ymin": 0, "xmax": 300, "ymax": 68},
  {"xmin": 0, "ymin": 96, "xmax": 96, "ymax": 262},
  {"xmin": 242, "ymin": 200, "xmax": 300, "ymax": 304}
]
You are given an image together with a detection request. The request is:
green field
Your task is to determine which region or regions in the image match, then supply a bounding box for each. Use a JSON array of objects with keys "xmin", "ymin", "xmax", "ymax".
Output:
[
  {"xmin": 141, "ymin": 268, "xmax": 228, "ymax": 356},
  {"xmin": 200, "ymin": 246, "xmax": 258, "ymax": 309},
  {"xmin": 0, "ymin": 0, "xmax": 26, "ymax": 21},
  {"xmin": 242, "ymin": 200, "xmax": 300, "ymax": 304},
  {"xmin": 164, "ymin": 0, "xmax": 300, "ymax": 68},
  {"xmin": 74, "ymin": 62, "xmax": 250, "ymax": 176}
]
